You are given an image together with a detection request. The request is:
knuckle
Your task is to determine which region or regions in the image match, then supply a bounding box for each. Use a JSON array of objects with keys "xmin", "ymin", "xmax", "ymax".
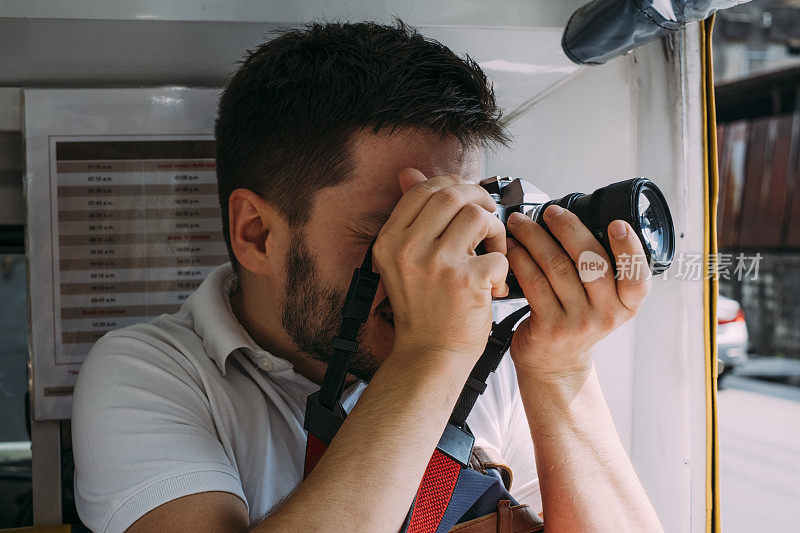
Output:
[
  {"xmin": 599, "ymin": 311, "xmax": 618, "ymax": 333},
  {"xmin": 485, "ymin": 252, "xmax": 509, "ymax": 278},
  {"xmin": 473, "ymin": 184, "xmax": 496, "ymax": 204},
  {"xmin": 493, "ymin": 251, "xmax": 510, "ymax": 268},
  {"xmin": 436, "ymin": 173, "xmax": 461, "ymax": 185},
  {"xmin": 411, "ymin": 180, "xmax": 438, "ymax": 197},
  {"xmin": 619, "ymin": 307, "xmax": 637, "ymax": 322},
  {"xmin": 430, "ymin": 248, "xmax": 451, "ymax": 271},
  {"xmin": 576, "ymin": 312, "xmax": 595, "ymax": 336},
  {"xmin": 623, "ymin": 299, "xmax": 643, "ymax": 317},
  {"xmin": 461, "ymin": 202, "xmax": 484, "ymax": 221},
  {"xmin": 529, "ymin": 272, "xmax": 551, "ymax": 294},
  {"xmin": 549, "ymin": 251, "xmax": 574, "ymax": 276},
  {"xmin": 435, "ymin": 187, "xmax": 465, "ymax": 209}
]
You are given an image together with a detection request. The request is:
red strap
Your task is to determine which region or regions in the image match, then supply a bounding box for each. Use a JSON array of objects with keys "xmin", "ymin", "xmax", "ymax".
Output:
[
  {"xmin": 304, "ymin": 433, "xmax": 327, "ymax": 479},
  {"xmin": 303, "ymin": 438, "xmax": 461, "ymax": 532},
  {"xmin": 406, "ymin": 449, "xmax": 462, "ymax": 533}
]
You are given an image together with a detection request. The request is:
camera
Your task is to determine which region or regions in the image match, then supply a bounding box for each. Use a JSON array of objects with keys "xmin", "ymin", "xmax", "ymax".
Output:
[{"xmin": 479, "ymin": 177, "xmax": 675, "ymax": 299}]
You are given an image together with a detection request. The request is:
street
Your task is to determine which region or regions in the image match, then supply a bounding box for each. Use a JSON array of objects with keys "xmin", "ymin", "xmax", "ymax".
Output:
[{"xmin": 718, "ymin": 380, "xmax": 800, "ymax": 532}]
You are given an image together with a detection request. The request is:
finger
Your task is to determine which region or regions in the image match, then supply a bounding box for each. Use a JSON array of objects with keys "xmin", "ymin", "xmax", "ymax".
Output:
[
  {"xmin": 506, "ymin": 238, "xmax": 562, "ymax": 315},
  {"xmin": 471, "ymin": 251, "xmax": 509, "ymax": 299},
  {"xmin": 398, "ymin": 167, "xmax": 427, "ymax": 194},
  {"xmin": 607, "ymin": 220, "xmax": 652, "ymax": 313},
  {"xmin": 408, "ymin": 183, "xmax": 498, "ymax": 239},
  {"xmin": 506, "ymin": 213, "xmax": 587, "ymax": 309},
  {"xmin": 439, "ymin": 203, "xmax": 507, "ymax": 255},
  {"xmin": 383, "ymin": 173, "xmax": 464, "ymax": 231},
  {"xmin": 540, "ymin": 205, "xmax": 617, "ymax": 304}
]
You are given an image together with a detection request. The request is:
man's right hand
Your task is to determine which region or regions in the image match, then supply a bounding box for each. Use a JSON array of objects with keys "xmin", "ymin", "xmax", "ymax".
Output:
[{"xmin": 372, "ymin": 168, "xmax": 509, "ymax": 364}]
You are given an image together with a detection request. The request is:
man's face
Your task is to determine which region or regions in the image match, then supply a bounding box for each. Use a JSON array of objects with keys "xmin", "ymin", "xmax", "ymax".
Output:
[{"xmin": 279, "ymin": 129, "xmax": 481, "ymax": 381}]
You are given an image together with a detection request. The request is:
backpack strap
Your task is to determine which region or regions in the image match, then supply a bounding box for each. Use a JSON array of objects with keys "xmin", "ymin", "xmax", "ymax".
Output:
[
  {"xmin": 469, "ymin": 446, "xmax": 513, "ymax": 491},
  {"xmin": 467, "ymin": 446, "xmax": 543, "ymax": 525},
  {"xmin": 448, "ymin": 501, "xmax": 544, "ymax": 533}
]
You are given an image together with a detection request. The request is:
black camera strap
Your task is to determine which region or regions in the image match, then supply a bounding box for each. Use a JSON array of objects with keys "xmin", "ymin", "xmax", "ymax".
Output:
[
  {"xmin": 317, "ymin": 241, "xmax": 381, "ymax": 412},
  {"xmin": 304, "ymin": 242, "xmax": 531, "ymax": 476},
  {"xmin": 448, "ymin": 303, "xmax": 530, "ymax": 428}
]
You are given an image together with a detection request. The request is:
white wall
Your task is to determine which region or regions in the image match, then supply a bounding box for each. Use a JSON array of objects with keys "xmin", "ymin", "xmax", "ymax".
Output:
[
  {"xmin": 484, "ymin": 53, "xmax": 639, "ymax": 452},
  {"xmin": 483, "ymin": 28, "xmax": 709, "ymax": 533}
]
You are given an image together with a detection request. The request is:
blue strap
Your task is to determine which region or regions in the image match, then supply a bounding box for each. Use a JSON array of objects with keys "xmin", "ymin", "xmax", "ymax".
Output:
[{"xmin": 434, "ymin": 467, "xmax": 519, "ymax": 533}]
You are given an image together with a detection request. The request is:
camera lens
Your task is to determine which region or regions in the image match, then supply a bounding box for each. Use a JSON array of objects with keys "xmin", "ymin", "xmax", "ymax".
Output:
[
  {"xmin": 536, "ymin": 178, "xmax": 675, "ymax": 274},
  {"xmin": 637, "ymin": 186, "xmax": 672, "ymax": 271}
]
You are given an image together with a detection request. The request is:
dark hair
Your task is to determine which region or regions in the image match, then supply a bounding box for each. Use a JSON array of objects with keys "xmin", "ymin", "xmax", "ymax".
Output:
[{"xmin": 215, "ymin": 20, "xmax": 509, "ymax": 270}]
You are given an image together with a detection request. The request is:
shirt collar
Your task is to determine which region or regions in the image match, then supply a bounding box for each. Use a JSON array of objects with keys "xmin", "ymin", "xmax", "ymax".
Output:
[{"xmin": 186, "ymin": 263, "xmax": 292, "ymax": 375}]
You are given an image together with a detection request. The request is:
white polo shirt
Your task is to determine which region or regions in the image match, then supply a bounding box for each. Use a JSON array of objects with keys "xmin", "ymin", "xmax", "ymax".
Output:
[{"xmin": 72, "ymin": 263, "xmax": 539, "ymax": 532}]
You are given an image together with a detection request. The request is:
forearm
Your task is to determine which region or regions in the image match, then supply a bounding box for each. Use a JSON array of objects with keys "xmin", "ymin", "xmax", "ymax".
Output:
[
  {"xmin": 516, "ymin": 363, "xmax": 662, "ymax": 532},
  {"xmin": 255, "ymin": 344, "xmax": 471, "ymax": 532}
]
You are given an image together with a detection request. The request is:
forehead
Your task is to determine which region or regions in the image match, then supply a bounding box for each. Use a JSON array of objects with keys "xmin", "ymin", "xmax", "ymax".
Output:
[{"xmin": 321, "ymin": 128, "xmax": 482, "ymax": 221}]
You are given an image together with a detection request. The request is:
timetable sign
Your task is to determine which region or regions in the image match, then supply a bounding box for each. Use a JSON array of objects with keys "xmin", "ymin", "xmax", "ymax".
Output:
[{"xmin": 53, "ymin": 139, "xmax": 227, "ymax": 362}]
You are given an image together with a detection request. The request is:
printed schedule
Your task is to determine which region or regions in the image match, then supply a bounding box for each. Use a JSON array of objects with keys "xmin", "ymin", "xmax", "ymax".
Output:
[{"xmin": 54, "ymin": 139, "xmax": 227, "ymax": 362}]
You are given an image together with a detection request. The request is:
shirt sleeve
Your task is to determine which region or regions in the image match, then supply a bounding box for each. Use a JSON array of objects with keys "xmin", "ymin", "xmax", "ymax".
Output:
[
  {"xmin": 71, "ymin": 332, "xmax": 247, "ymax": 533},
  {"xmin": 466, "ymin": 354, "xmax": 541, "ymax": 513}
]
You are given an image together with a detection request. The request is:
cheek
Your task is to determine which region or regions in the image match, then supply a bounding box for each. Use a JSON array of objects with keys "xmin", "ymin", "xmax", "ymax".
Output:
[
  {"xmin": 301, "ymin": 216, "xmax": 364, "ymax": 285},
  {"xmin": 307, "ymin": 238, "xmax": 366, "ymax": 290},
  {"xmin": 304, "ymin": 227, "xmax": 369, "ymax": 285}
]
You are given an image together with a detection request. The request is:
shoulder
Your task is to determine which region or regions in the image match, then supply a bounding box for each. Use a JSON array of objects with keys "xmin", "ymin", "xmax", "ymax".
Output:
[
  {"xmin": 71, "ymin": 314, "xmax": 245, "ymax": 532},
  {"xmin": 72, "ymin": 312, "xmax": 216, "ymax": 436},
  {"xmin": 77, "ymin": 311, "xmax": 206, "ymax": 389}
]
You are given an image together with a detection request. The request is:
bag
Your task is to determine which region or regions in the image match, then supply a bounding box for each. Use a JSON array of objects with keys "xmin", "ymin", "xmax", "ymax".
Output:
[{"xmin": 445, "ymin": 447, "xmax": 543, "ymax": 533}]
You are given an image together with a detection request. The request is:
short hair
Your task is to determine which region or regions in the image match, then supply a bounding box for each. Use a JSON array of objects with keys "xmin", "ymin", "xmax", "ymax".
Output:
[{"xmin": 215, "ymin": 20, "xmax": 509, "ymax": 270}]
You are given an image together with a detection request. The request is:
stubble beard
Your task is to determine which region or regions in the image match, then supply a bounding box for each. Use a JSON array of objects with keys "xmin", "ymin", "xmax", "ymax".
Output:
[{"xmin": 280, "ymin": 229, "xmax": 381, "ymax": 383}]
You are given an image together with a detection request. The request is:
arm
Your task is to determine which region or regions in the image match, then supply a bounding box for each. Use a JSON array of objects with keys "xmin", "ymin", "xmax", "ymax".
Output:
[
  {"xmin": 130, "ymin": 169, "xmax": 509, "ymax": 532},
  {"xmin": 259, "ymin": 341, "xmax": 473, "ymax": 531},
  {"xmin": 128, "ymin": 347, "xmax": 472, "ymax": 533},
  {"xmin": 517, "ymin": 365, "xmax": 660, "ymax": 532},
  {"xmin": 505, "ymin": 207, "xmax": 663, "ymax": 531}
]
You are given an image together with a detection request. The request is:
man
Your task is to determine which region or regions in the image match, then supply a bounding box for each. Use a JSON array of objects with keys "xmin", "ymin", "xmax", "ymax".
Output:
[{"xmin": 72, "ymin": 21, "xmax": 662, "ymax": 532}]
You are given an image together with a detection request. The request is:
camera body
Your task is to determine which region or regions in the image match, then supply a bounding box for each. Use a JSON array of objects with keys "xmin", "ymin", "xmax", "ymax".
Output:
[
  {"xmin": 480, "ymin": 176, "xmax": 552, "ymax": 227},
  {"xmin": 479, "ymin": 176, "xmax": 675, "ymax": 299}
]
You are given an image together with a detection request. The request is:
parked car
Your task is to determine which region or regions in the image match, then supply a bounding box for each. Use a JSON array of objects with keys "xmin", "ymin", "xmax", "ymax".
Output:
[{"xmin": 717, "ymin": 295, "xmax": 749, "ymax": 377}]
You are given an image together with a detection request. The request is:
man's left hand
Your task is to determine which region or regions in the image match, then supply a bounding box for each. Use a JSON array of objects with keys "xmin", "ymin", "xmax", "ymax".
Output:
[{"xmin": 505, "ymin": 204, "xmax": 651, "ymax": 380}]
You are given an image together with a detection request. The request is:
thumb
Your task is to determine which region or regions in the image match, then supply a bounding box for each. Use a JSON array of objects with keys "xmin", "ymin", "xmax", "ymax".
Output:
[{"xmin": 398, "ymin": 167, "xmax": 427, "ymax": 194}]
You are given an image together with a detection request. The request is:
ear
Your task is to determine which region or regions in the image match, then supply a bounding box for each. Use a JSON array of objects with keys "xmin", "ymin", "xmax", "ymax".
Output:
[{"xmin": 228, "ymin": 188, "xmax": 286, "ymax": 277}]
